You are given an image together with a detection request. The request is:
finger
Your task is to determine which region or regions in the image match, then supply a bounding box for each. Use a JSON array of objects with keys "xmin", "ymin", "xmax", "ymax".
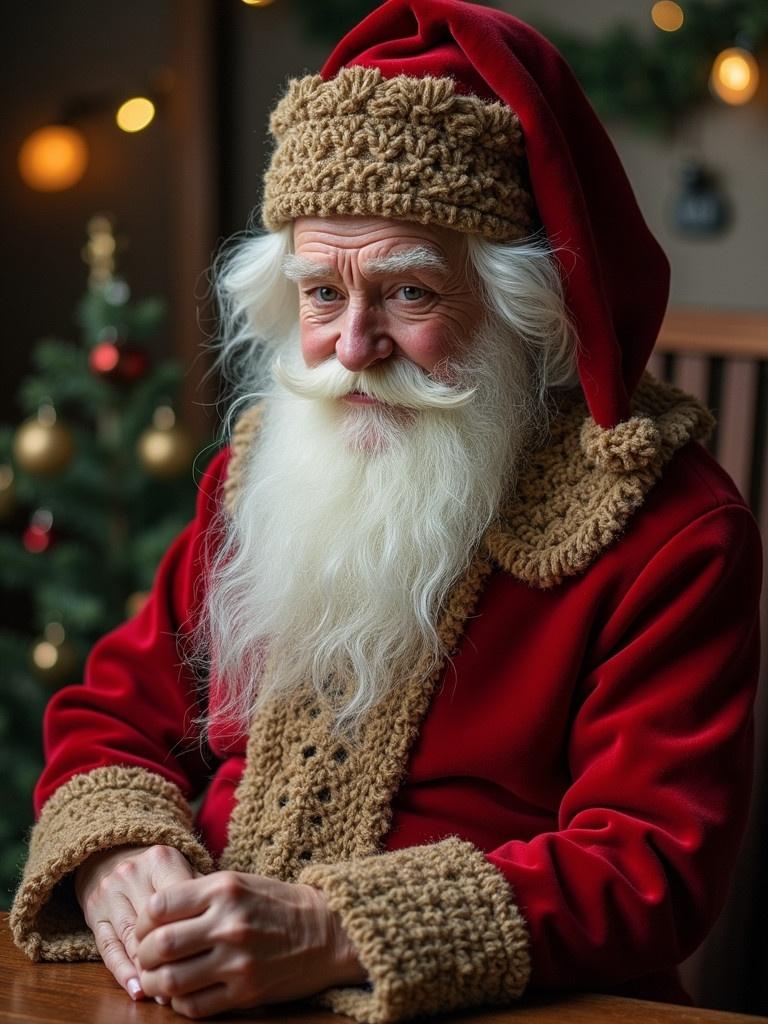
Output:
[
  {"xmin": 137, "ymin": 915, "xmax": 215, "ymax": 970},
  {"xmin": 92, "ymin": 919, "xmax": 146, "ymax": 1001},
  {"xmin": 135, "ymin": 877, "xmax": 210, "ymax": 939},
  {"xmin": 171, "ymin": 983, "xmax": 231, "ymax": 1020},
  {"xmin": 118, "ymin": 847, "xmax": 195, "ymax": 926},
  {"xmin": 92, "ymin": 856, "xmax": 153, "ymax": 951},
  {"xmin": 147, "ymin": 845, "xmax": 197, "ymax": 892},
  {"xmin": 140, "ymin": 948, "xmax": 218, "ymax": 999},
  {"xmin": 86, "ymin": 891, "xmax": 143, "ymax": 968}
]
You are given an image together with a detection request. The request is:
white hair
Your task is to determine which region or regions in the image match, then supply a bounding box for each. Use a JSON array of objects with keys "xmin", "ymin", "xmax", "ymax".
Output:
[
  {"xmin": 191, "ymin": 223, "xmax": 580, "ymax": 739},
  {"xmin": 464, "ymin": 232, "xmax": 580, "ymax": 404}
]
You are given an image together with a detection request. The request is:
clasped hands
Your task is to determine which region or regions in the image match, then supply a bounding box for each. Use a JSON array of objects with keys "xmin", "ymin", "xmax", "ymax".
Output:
[{"xmin": 74, "ymin": 844, "xmax": 366, "ymax": 1018}]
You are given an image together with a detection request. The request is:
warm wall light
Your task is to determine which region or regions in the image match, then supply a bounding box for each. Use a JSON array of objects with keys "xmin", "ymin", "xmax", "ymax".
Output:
[
  {"xmin": 116, "ymin": 96, "xmax": 156, "ymax": 133},
  {"xmin": 18, "ymin": 125, "xmax": 89, "ymax": 191},
  {"xmin": 651, "ymin": 1, "xmax": 684, "ymax": 32},
  {"xmin": 241, "ymin": 0, "xmax": 276, "ymax": 6},
  {"xmin": 710, "ymin": 47, "xmax": 760, "ymax": 105}
]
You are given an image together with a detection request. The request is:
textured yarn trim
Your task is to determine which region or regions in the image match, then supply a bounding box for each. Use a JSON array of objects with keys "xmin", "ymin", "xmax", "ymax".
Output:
[
  {"xmin": 299, "ymin": 837, "xmax": 530, "ymax": 1023},
  {"xmin": 262, "ymin": 66, "xmax": 535, "ymax": 241},
  {"xmin": 484, "ymin": 372, "xmax": 715, "ymax": 588},
  {"xmin": 10, "ymin": 766, "xmax": 213, "ymax": 962},
  {"xmin": 219, "ymin": 553, "xmax": 492, "ymax": 879}
]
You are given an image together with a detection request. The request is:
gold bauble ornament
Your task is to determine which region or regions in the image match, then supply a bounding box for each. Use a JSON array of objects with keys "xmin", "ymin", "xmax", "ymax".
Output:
[
  {"xmin": 13, "ymin": 404, "xmax": 75, "ymax": 476},
  {"xmin": 137, "ymin": 406, "xmax": 195, "ymax": 479},
  {"xmin": 126, "ymin": 590, "xmax": 150, "ymax": 619},
  {"xmin": 30, "ymin": 622, "xmax": 78, "ymax": 687},
  {"xmin": 0, "ymin": 463, "xmax": 16, "ymax": 520}
]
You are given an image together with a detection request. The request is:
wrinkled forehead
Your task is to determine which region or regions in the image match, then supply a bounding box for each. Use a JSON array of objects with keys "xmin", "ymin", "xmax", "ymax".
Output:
[{"xmin": 289, "ymin": 215, "xmax": 467, "ymax": 274}]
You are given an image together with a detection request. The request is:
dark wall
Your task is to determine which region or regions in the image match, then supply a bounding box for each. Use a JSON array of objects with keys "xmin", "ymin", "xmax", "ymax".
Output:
[
  {"xmin": 1, "ymin": 0, "xmax": 336, "ymax": 426},
  {"xmin": 1, "ymin": 2, "xmax": 174, "ymax": 421},
  {"xmin": 217, "ymin": 0, "xmax": 329, "ymax": 238}
]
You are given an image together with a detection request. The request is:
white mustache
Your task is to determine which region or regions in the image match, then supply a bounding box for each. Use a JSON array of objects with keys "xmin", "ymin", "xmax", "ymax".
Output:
[{"xmin": 272, "ymin": 355, "xmax": 477, "ymax": 410}]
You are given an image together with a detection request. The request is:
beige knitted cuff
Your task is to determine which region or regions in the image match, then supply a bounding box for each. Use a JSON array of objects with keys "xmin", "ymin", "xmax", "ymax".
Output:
[
  {"xmin": 298, "ymin": 836, "xmax": 531, "ymax": 1024},
  {"xmin": 10, "ymin": 765, "xmax": 213, "ymax": 962}
]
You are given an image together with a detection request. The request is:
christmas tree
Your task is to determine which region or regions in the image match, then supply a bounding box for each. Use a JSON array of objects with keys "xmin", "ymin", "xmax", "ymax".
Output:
[{"xmin": 0, "ymin": 215, "xmax": 213, "ymax": 909}]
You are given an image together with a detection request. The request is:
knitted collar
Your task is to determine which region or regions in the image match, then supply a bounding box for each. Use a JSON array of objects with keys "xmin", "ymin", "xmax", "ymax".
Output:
[{"xmin": 223, "ymin": 373, "xmax": 713, "ymax": 590}]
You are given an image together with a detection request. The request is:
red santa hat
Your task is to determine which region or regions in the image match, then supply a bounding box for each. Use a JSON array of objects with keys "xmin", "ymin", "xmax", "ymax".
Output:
[{"xmin": 262, "ymin": 0, "xmax": 670, "ymax": 430}]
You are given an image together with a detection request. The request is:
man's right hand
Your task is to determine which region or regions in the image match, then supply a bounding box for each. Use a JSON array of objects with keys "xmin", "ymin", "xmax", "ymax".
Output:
[{"xmin": 74, "ymin": 844, "xmax": 197, "ymax": 1002}]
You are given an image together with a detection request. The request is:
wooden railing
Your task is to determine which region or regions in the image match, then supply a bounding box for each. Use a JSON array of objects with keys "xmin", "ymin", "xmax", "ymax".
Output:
[
  {"xmin": 651, "ymin": 306, "xmax": 768, "ymax": 1012},
  {"xmin": 651, "ymin": 307, "xmax": 768, "ymax": 520}
]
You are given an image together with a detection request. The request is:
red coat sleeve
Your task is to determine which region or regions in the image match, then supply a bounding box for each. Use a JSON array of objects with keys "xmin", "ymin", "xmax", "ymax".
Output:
[
  {"xmin": 486, "ymin": 502, "xmax": 762, "ymax": 989},
  {"xmin": 34, "ymin": 447, "xmax": 231, "ymax": 816}
]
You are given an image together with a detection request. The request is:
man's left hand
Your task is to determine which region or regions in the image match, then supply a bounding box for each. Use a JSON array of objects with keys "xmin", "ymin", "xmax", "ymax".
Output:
[{"xmin": 134, "ymin": 871, "xmax": 366, "ymax": 1018}]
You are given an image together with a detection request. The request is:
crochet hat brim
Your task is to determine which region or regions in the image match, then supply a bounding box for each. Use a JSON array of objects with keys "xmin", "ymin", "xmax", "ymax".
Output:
[{"xmin": 262, "ymin": 67, "xmax": 536, "ymax": 242}]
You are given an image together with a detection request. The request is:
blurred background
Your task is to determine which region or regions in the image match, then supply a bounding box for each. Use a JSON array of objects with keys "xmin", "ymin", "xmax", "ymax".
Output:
[{"xmin": 1, "ymin": 0, "xmax": 766, "ymax": 1014}]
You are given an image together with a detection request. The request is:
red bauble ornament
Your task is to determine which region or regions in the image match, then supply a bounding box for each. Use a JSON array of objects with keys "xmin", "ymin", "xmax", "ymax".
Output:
[
  {"xmin": 89, "ymin": 341, "xmax": 121, "ymax": 378},
  {"xmin": 23, "ymin": 508, "xmax": 55, "ymax": 553},
  {"xmin": 89, "ymin": 340, "xmax": 150, "ymax": 383},
  {"xmin": 116, "ymin": 342, "xmax": 150, "ymax": 382}
]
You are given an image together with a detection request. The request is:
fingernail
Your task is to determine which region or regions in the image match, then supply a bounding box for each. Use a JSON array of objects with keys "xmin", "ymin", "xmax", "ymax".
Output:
[
  {"xmin": 126, "ymin": 977, "xmax": 143, "ymax": 999},
  {"xmin": 155, "ymin": 996, "xmax": 169, "ymax": 1005}
]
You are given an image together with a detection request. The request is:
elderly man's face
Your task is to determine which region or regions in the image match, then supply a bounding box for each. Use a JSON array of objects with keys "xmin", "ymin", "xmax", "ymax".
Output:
[{"xmin": 287, "ymin": 217, "xmax": 483, "ymax": 400}]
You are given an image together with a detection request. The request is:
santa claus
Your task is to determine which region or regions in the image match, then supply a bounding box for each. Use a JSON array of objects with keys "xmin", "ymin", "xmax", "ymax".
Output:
[{"xmin": 11, "ymin": 2, "xmax": 761, "ymax": 1022}]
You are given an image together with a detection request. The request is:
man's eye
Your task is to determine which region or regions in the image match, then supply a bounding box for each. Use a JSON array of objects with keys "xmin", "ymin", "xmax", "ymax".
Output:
[
  {"xmin": 398, "ymin": 285, "xmax": 427, "ymax": 301},
  {"xmin": 313, "ymin": 286, "xmax": 340, "ymax": 303}
]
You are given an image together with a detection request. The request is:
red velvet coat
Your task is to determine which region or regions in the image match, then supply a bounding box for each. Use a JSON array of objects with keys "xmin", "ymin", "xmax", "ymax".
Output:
[{"xmin": 34, "ymin": 418, "xmax": 761, "ymax": 1004}]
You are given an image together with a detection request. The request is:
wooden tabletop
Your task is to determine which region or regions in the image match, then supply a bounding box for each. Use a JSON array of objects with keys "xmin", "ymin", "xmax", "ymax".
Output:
[{"xmin": 1, "ymin": 915, "xmax": 764, "ymax": 1024}]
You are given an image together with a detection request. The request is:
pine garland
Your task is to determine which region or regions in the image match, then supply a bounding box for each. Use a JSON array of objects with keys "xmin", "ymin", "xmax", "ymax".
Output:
[{"xmin": 540, "ymin": 0, "xmax": 768, "ymax": 133}]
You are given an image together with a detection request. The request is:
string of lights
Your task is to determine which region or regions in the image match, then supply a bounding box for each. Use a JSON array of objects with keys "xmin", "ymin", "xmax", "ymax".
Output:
[
  {"xmin": 240, "ymin": 0, "xmax": 767, "ymax": 133},
  {"xmin": 540, "ymin": 0, "xmax": 767, "ymax": 132},
  {"xmin": 19, "ymin": 0, "xmax": 767, "ymax": 194},
  {"xmin": 17, "ymin": 86, "xmax": 165, "ymax": 193}
]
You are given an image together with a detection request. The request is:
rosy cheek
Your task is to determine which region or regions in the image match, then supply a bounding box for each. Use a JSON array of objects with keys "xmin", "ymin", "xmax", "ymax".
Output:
[
  {"xmin": 400, "ymin": 323, "xmax": 458, "ymax": 373},
  {"xmin": 300, "ymin": 324, "xmax": 336, "ymax": 367}
]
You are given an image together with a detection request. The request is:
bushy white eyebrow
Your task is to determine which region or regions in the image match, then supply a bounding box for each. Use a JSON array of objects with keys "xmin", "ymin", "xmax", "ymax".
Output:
[
  {"xmin": 363, "ymin": 247, "xmax": 449, "ymax": 275},
  {"xmin": 280, "ymin": 247, "xmax": 449, "ymax": 282},
  {"xmin": 280, "ymin": 255, "xmax": 333, "ymax": 281}
]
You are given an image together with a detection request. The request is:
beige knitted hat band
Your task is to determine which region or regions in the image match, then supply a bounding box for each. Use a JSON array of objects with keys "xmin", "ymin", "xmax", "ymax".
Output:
[{"xmin": 262, "ymin": 65, "xmax": 536, "ymax": 241}]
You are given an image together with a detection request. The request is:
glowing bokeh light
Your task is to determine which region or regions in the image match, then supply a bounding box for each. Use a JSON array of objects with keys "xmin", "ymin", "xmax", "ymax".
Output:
[
  {"xmin": 116, "ymin": 96, "xmax": 156, "ymax": 133},
  {"xmin": 651, "ymin": 1, "xmax": 684, "ymax": 32},
  {"xmin": 710, "ymin": 48, "xmax": 760, "ymax": 105},
  {"xmin": 18, "ymin": 125, "xmax": 88, "ymax": 192},
  {"xmin": 32, "ymin": 641, "xmax": 59, "ymax": 671},
  {"xmin": 241, "ymin": 0, "xmax": 276, "ymax": 6}
]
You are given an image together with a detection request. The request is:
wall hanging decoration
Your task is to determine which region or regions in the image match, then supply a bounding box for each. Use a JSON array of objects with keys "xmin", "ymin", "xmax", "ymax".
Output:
[{"xmin": 671, "ymin": 160, "xmax": 731, "ymax": 237}]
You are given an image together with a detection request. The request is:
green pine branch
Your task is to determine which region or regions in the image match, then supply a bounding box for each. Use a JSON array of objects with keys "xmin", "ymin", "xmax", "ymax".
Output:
[{"xmin": 1, "ymin": 238, "xmax": 211, "ymax": 910}]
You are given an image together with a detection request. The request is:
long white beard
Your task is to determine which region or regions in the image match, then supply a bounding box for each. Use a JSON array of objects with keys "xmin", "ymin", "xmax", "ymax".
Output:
[{"xmin": 202, "ymin": 321, "xmax": 544, "ymax": 737}]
